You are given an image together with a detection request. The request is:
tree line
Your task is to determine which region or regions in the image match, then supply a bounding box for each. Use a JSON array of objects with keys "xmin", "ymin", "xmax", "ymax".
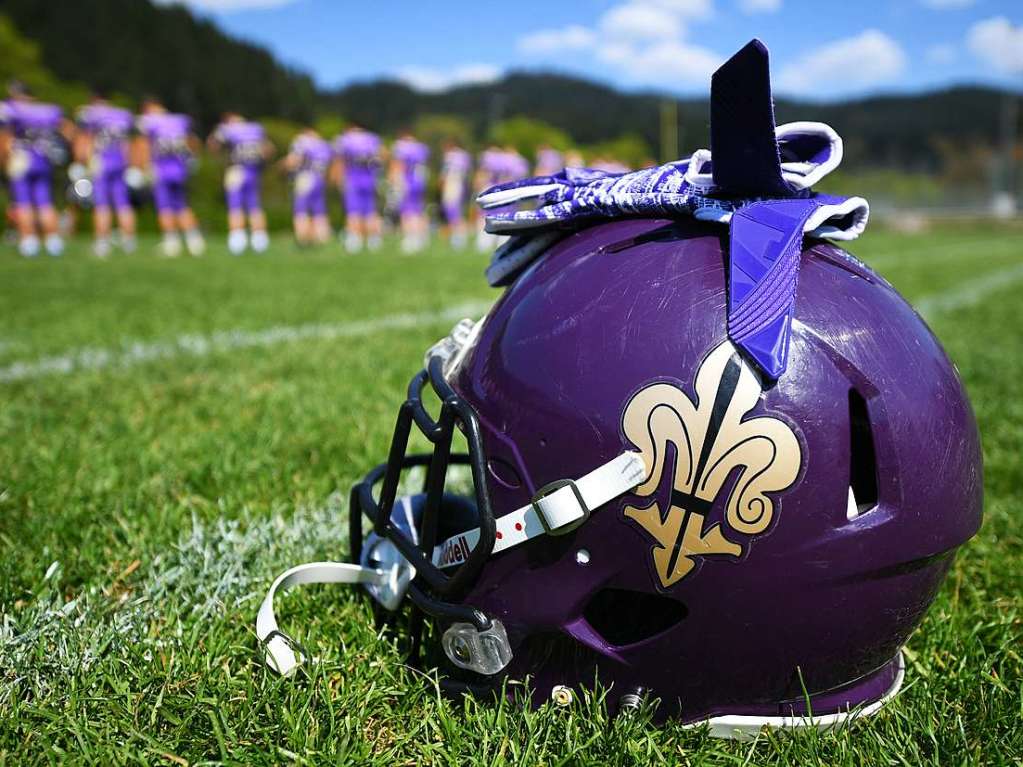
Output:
[{"xmin": 2, "ymin": 0, "xmax": 1019, "ymax": 180}]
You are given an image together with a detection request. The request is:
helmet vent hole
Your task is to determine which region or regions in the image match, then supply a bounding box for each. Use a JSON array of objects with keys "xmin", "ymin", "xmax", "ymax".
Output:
[
  {"xmin": 848, "ymin": 389, "xmax": 879, "ymax": 519},
  {"xmin": 583, "ymin": 588, "xmax": 687, "ymax": 647}
]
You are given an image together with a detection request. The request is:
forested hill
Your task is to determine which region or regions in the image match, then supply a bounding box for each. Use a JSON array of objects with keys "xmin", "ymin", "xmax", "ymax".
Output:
[
  {"xmin": 326, "ymin": 74, "xmax": 1014, "ymax": 172},
  {"xmin": 1, "ymin": 0, "xmax": 318, "ymax": 125},
  {"xmin": 3, "ymin": 0, "xmax": 1018, "ymax": 172}
]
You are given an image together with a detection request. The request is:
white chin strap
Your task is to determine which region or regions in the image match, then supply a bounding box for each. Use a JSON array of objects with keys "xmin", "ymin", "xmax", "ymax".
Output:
[
  {"xmin": 256, "ymin": 562, "xmax": 390, "ymax": 677},
  {"xmin": 256, "ymin": 449, "xmax": 647, "ymax": 676},
  {"xmin": 432, "ymin": 451, "xmax": 647, "ymax": 569}
]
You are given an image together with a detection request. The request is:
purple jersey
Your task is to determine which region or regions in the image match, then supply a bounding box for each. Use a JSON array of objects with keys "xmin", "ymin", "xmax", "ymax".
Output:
[
  {"xmin": 77, "ymin": 103, "xmax": 132, "ymax": 172},
  {"xmin": 592, "ymin": 159, "xmax": 631, "ymax": 173},
  {"xmin": 443, "ymin": 147, "xmax": 471, "ymax": 176},
  {"xmin": 478, "ymin": 149, "xmax": 506, "ymax": 186},
  {"xmin": 214, "ymin": 120, "xmax": 266, "ymax": 166},
  {"xmin": 535, "ymin": 148, "xmax": 564, "ymax": 176},
  {"xmin": 0, "ymin": 100, "xmax": 63, "ymax": 172},
  {"xmin": 137, "ymin": 112, "xmax": 192, "ymax": 182},
  {"xmin": 335, "ymin": 128, "xmax": 381, "ymax": 169},
  {"xmin": 290, "ymin": 134, "xmax": 332, "ymax": 175},
  {"xmin": 393, "ymin": 138, "xmax": 429, "ymax": 188},
  {"xmin": 502, "ymin": 151, "xmax": 529, "ymax": 182}
]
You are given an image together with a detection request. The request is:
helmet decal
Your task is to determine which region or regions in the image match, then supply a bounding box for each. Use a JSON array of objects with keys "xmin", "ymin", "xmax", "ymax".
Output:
[{"xmin": 621, "ymin": 342, "xmax": 803, "ymax": 589}]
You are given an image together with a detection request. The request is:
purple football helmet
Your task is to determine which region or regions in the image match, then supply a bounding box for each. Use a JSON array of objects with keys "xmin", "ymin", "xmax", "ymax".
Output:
[
  {"xmin": 257, "ymin": 40, "xmax": 981, "ymax": 739},
  {"xmin": 330, "ymin": 217, "xmax": 982, "ymax": 736}
]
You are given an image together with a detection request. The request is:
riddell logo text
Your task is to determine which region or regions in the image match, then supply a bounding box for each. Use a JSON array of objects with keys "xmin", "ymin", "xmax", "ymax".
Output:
[{"xmin": 439, "ymin": 536, "xmax": 472, "ymax": 566}]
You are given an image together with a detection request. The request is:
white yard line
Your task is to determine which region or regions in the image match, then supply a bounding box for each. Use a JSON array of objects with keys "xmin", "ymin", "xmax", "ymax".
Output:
[
  {"xmin": 913, "ymin": 262, "xmax": 1023, "ymax": 319},
  {"xmin": 0, "ymin": 299, "xmax": 492, "ymax": 383},
  {"xmin": 2, "ymin": 253, "xmax": 1021, "ymax": 386},
  {"xmin": 864, "ymin": 234, "xmax": 1018, "ymax": 269},
  {"xmin": 0, "ymin": 494, "xmax": 349, "ymax": 704}
]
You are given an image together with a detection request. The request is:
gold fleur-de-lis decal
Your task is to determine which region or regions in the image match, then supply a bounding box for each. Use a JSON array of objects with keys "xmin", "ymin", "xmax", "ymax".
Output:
[{"xmin": 621, "ymin": 342, "xmax": 802, "ymax": 589}]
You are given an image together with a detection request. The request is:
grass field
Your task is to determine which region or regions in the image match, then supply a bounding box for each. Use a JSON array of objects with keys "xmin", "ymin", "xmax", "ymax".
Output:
[{"xmin": 0, "ymin": 224, "xmax": 1021, "ymax": 765}]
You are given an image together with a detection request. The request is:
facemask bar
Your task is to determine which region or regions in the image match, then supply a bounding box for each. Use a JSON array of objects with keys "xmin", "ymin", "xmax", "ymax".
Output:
[{"xmin": 350, "ymin": 353, "xmax": 497, "ymax": 630}]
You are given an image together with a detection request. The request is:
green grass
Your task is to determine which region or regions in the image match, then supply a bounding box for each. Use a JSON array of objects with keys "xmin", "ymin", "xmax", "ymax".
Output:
[{"xmin": 0, "ymin": 224, "xmax": 1021, "ymax": 765}]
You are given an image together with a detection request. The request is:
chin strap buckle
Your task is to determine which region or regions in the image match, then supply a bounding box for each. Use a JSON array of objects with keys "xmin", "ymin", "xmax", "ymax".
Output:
[{"xmin": 532, "ymin": 479, "xmax": 590, "ymax": 536}]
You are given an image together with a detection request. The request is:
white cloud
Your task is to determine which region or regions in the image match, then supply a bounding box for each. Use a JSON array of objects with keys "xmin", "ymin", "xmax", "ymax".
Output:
[
  {"xmin": 153, "ymin": 0, "xmax": 299, "ymax": 11},
  {"xmin": 920, "ymin": 0, "xmax": 977, "ymax": 8},
  {"xmin": 925, "ymin": 43, "xmax": 958, "ymax": 65},
  {"xmin": 599, "ymin": 39, "xmax": 722, "ymax": 85},
  {"xmin": 600, "ymin": 3, "xmax": 683, "ymax": 42},
  {"xmin": 777, "ymin": 30, "xmax": 907, "ymax": 94},
  {"xmin": 395, "ymin": 64, "xmax": 502, "ymax": 93},
  {"xmin": 513, "ymin": 1, "xmax": 724, "ymax": 89},
  {"xmin": 517, "ymin": 25, "xmax": 596, "ymax": 55},
  {"xmin": 647, "ymin": 0, "xmax": 714, "ymax": 19},
  {"xmin": 966, "ymin": 17, "xmax": 1023, "ymax": 74},
  {"xmin": 739, "ymin": 0, "xmax": 781, "ymax": 14}
]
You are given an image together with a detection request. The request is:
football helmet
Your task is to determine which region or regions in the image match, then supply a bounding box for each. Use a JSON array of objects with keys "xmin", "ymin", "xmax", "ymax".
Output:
[
  {"xmin": 257, "ymin": 40, "xmax": 982, "ymax": 738},
  {"xmin": 259, "ymin": 215, "xmax": 981, "ymax": 735}
]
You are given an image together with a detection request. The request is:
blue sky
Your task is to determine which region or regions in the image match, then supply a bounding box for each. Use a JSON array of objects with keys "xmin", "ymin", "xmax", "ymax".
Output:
[{"xmin": 163, "ymin": 0, "xmax": 1023, "ymax": 98}]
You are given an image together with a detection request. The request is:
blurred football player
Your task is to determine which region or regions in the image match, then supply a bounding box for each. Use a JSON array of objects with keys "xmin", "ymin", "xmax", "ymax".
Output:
[
  {"xmin": 591, "ymin": 157, "xmax": 631, "ymax": 174},
  {"xmin": 209, "ymin": 112, "xmax": 272, "ymax": 255},
  {"xmin": 333, "ymin": 125, "xmax": 382, "ymax": 253},
  {"xmin": 135, "ymin": 98, "xmax": 204, "ymax": 257},
  {"xmin": 75, "ymin": 93, "xmax": 136, "ymax": 257},
  {"xmin": 390, "ymin": 133, "xmax": 429, "ymax": 253},
  {"xmin": 534, "ymin": 144, "xmax": 564, "ymax": 176},
  {"xmin": 439, "ymin": 141, "xmax": 471, "ymax": 249},
  {"xmin": 283, "ymin": 128, "xmax": 332, "ymax": 246},
  {"xmin": 0, "ymin": 82, "xmax": 66, "ymax": 257},
  {"xmin": 473, "ymin": 146, "xmax": 528, "ymax": 252},
  {"xmin": 473, "ymin": 144, "xmax": 505, "ymax": 252}
]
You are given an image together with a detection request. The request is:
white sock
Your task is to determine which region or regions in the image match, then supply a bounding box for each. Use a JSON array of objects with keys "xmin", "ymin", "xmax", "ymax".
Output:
[
  {"xmin": 228, "ymin": 228, "xmax": 247, "ymax": 255},
  {"xmin": 120, "ymin": 234, "xmax": 137, "ymax": 253},
  {"xmin": 94, "ymin": 237, "xmax": 111, "ymax": 258},
  {"xmin": 185, "ymin": 229, "xmax": 206, "ymax": 257},
  {"xmin": 476, "ymin": 230, "xmax": 492, "ymax": 252},
  {"xmin": 250, "ymin": 229, "xmax": 269, "ymax": 252},
  {"xmin": 162, "ymin": 232, "xmax": 182, "ymax": 257},
  {"xmin": 345, "ymin": 231, "xmax": 363, "ymax": 253},
  {"xmin": 19, "ymin": 235, "xmax": 40, "ymax": 258},
  {"xmin": 367, "ymin": 234, "xmax": 382, "ymax": 251},
  {"xmin": 44, "ymin": 234, "xmax": 64, "ymax": 256}
]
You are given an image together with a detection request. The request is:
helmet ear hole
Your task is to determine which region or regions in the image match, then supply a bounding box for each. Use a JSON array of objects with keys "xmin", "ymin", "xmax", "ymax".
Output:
[
  {"xmin": 582, "ymin": 588, "xmax": 688, "ymax": 647},
  {"xmin": 848, "ymin": 389, "xmax": 879, "ymax": 519}
]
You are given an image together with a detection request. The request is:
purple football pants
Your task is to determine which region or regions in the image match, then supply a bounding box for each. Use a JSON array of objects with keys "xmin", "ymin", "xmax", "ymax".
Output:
[
  {"xmin": 400, "ymin": 181, "xmax": 426, "ymax": 215},
  {"xmin": 9, "ymin": 168, "xmax": 53, "ymax": 208},
  {"xmin": 93, "ymin": 167, "xmax": 130, "ymax": 211},
  {"xmin": 225, "ymin": 164, "xmax": 262, "ymax": 213},
  {"xmin": 344, "ymin": 170, "xmax": 377, "ymax": 217},
  {"xmin": 293, "ymin": 174, "xmax": 327, "ymax": 216},
  {"xmin": 153, "ymin": 179, "xmax": 189, "ymax": 213}
]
